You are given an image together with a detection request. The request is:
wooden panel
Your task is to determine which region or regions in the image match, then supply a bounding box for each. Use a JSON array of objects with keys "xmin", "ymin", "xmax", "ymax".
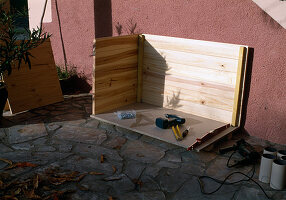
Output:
[
  {"xmin": 3, "ymin": 39, "xmax": 63, "ymax": 113},
  {"xmin": 93, "ymin": 35, "xmax": 139, "ymax": 115},
  {"xmin": 142, "ymin": 34, "xmax": 248, "ymax": 124},
  {"xmin": 91, "ymin": 103, "xmax": 229, "ymax": 151},
  {"xmin": 231, "ymin": 47, "xmax": 247, "ymax": 126},
  {"xmin": 137, "ymin": 35, "xmax": 145, "ymax": 103}
]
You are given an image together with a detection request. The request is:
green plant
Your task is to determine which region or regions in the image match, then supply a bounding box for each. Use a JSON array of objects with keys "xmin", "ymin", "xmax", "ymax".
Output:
[
  {"xmin": 0, "ymin": 2, "xmax": 50, "ymax": 76},
  {"xmin": 56, "ymin": 65, "xmax": 77, "ymax": 80}
]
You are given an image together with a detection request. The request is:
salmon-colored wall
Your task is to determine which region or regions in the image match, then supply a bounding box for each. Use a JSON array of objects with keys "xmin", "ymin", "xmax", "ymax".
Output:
[
  {"xmin": 43, "ymin": 0, "xmax": 95, "ymax": 82},
  {"xmin": 44, "ymin": 0, "xmax": 286, "ymax": 144}
]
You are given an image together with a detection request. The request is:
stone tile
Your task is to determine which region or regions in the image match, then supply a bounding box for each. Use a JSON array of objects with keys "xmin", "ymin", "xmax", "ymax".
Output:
[
  {"xmin": 98, "ymin": 121, "xmax": 116, "ymax": 133},
  {"xmin": 139, "ymin": 176, "xmax": 160, "ymax": 192},
  {"xmin": 32, "ymin": 137, "xmax": 47, "ymax": 145},
  {"xmin": 157, "ymin": 168, "xmax": 191, "ymax": 193},
  {"xmin": 84, "ymin": 119, "xmax": 100, "ymax": 128},
  {"xmin": 52, "ymin": 113, "xmax": 87, "ymax": 122},
  {"xmin": 165, "ymin": 153, "xmax": 182, "ymax": 163},
  {"xmin": 143, "ymin": 166, "xmax": 162, "ymax": 178},
  {"xmin": 121, "ymin": 140, "xmax": 165, "ymax": 163},
  {"xmin": 156, "ymin": 160, "xmax": 180, "ymax": 169},
  {"xmin": 58, "ymin": 144, "xmax": 73, "ymax": 152},
  {"xmin": 69, "ymin": 191, "xmax": 101, "ymax": 200},
  {"xmin": 55, "ymin": 155, "xmax": 122, "ymax": 176},
  {"xmin": 119, "ymin": 191, "xmax": 166, "ymax": 200},
  {"xmin": 73, "ymin": 143, "xmax": 123, "ymax": 161},
  {"xmin": 36, "ymin": 145, "xmax": 56, "ymax": 152},
  {"xmin": 103, "ymin": 136, "xmax": 127, "ymax": 149},
  {"xmin": 181, "ymin": 150, "xmax": 217, "ymax": 164},
  {"xmin": 46, "ymin": 123, "xmax": 61, "ymax": 132},
  {"xmin": 115, "ymin": 126, "xmax": 141, "ymax": 140},
  {"xmin": 53, "ymin": 125, "xmax": 107, "ymax": 145},
  {"xmin": 173, "ymin": 177, "xmax": 236, "ymax": 200},
  {"xmin": 12, "ymin": 143, "xmax": 34, "ymax": 151},
  {"xmin": 124, "ymin": 160, "xmax": 146, "ymax": 180},
  {"xmin": 181, "ymin": 161, "xmax": 205, "ymax": 176},
  {"xmin": 233, "ymin": 186, "xmax": 270, "ymax": 200},
  {"xmin": 0, "ymin": 143, "xmax": 13, "ymax": 152},
  {"xmin": 80, "ymin": 175, "xmax": 111, "ymax": 193},
  {"xmin": 139, "ymin": 135, "xmax": 155, "ymax": 143},
  {"xmin": 106, "ymin": 174, "xmax": 135, "ymax": 195},
  {"xmin": 205, "ymin": 156, "xmax": 253, "ymax": 181},
  {"xmin": 0, "ymin": 129, "xmax": 7, "ymax": 141},
  {"xmin": 32, "ymin": 152, "xmax": 72, "ymax": 165},
  {"xmin": 7, "ymin": 123, "xmax": 47, "ymax": 144}
]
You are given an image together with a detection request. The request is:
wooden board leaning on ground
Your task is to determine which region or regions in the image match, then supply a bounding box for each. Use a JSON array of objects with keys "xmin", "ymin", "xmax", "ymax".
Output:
[
  {"xmin": 141, "ymin": 34, "xmax": 248, "ymax": 126},
  {"xmin": 92, "ymin": 35, "xmax": 139, "ymax": 114},
  {"xmin": 2, "ymin": 38, "xmax": 63, "ymax": 114}
]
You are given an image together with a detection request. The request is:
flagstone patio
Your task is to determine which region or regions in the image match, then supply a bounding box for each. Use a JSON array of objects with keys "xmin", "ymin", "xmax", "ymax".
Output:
[{"xmin": 0, "ymin": 94, "xmax": 285, "ymax": 200}]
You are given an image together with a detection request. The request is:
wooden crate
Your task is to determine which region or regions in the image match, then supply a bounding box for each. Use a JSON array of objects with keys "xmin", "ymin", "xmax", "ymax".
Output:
[{"xmin": 91, "ymin": 34, "xmax": 248, "ymax": 151}]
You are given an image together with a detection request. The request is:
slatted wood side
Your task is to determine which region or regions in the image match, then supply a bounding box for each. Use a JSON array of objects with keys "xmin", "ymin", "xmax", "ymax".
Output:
[
  {"xmin": 92, "ymin": 35, "xmax": 139, "ymax": 114},
  {"xmin": 3, "ymin": 39, "xmax": 63, "ymax": 113},
  {"xmin": 142, "ymin": 34, "xmax": 247, "ymax": 124}
]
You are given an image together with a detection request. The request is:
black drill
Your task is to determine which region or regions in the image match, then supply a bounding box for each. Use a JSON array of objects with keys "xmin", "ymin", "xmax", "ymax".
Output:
[{"xmin": 155, "ymin": 114, "xmax": 185, "ymax": 129}]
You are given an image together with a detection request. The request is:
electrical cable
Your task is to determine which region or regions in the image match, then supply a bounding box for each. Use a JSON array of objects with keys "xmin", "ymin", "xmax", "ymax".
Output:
[{"xmin": 197, "ymin": 151, "xmax": 270, "ymax": 199}]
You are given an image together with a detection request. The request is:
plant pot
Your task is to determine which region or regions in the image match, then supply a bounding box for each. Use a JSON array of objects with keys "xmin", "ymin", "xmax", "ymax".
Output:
[
  {"xmin": 59, "ymin": 77, "xmax": 75, "ymax": 95},
  {"xmin": 0, "ymin": 83, "xmax": 8, "ymax": 118}
]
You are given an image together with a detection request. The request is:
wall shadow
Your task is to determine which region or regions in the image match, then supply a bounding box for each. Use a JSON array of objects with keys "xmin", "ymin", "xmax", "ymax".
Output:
[
  {"xmin": 240, "ymin": 47, "xmax": 254, "ymax": 132},
  {"xmin": 142, "ymin": 40, "xmax": 182, "ymax": 109},
  {"xmin": 94, "ymin": 0, "xmax": 112, "ymax": 38}
]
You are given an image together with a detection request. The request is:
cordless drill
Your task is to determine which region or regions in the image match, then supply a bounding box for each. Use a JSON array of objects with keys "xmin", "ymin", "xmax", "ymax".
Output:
[
  {"xmin": 155, "ymin": 114, "xmax": 185, "ymax": 129},
  {"xmin": 219, "ymin": 139, "xmax": 260, "ymax": 167}
]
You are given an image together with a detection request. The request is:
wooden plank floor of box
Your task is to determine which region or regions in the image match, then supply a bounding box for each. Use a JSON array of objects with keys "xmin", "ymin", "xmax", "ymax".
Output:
[{"xmin": 91, "ymin": 103, "xmax": 235, "ymax": 151}]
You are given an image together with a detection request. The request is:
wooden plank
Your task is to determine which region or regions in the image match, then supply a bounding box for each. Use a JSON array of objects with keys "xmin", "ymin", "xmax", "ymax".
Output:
[
  {"xmin": 144, "ymin": 47, "xmax": 239, "ymax": 73},
  {"xmin": 231, "ymin": 47, "xmax": 247, "ymax": 126},
  {"xmin": 143, "ymin": 62, "xmax": 237, "ymax": 87},
  {"xmin": 4, "ymin": 101, "xmax": 9, "ymax": 111},
  {"xmin": 137, "ymin": 34, "xmax": 145, "ymax": 103},
  {"xmin": 91, "ymin": 103, "xmax": 229, "ymax": 150},
  {"xmin": 142, "ymin": 34, "xmax": 248, "ymax": 124},
  {"xmin": 144, "ymin": 34, "xmax": 242, "ymax": 59},
  {"xmin": 3, "ymin": 39, "xmax": 63, "ymax": 114},
  {"xmin": 93, "ymin": 35, "xmax": 139, "ymax": 115}
]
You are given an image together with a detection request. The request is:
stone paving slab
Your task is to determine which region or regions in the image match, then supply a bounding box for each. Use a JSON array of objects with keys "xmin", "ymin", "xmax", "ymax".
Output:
[{"xmin": 1, "ymin": 94, "xmax": 286, "ymax": 200}]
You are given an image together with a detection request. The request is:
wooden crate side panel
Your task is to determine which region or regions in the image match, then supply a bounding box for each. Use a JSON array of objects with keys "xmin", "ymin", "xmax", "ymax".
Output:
[
  {"xmin": 142, "ymin": 34, "xmax": 246, "ymax": 123},
  {"xmin": 93, "ymin": 35, "xmax": 139, "ymax": 114},
  {"xmin": 143, "ymin": 34, "xmax": 241, "ymax": 59},
  {"xmin": 3, "ymin": 39, "xmax": 63, "ymax": 113}
]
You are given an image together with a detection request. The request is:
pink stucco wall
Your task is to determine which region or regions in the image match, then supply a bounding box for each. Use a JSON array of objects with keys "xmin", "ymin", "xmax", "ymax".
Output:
[
  {"xmin": 43, "ymin": 0, "xmax": 95, "ymax": 82},
  {"xmin": 44, "ymin": 0, "xmax": 286, "ymax": 144}
]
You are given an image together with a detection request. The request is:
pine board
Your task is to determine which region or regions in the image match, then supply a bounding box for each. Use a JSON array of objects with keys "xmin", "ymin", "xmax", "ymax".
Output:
[
  {"xmin": 3, "ymin": 39, "xmax": 63, "ymax": 114},
  {"xmin": 93, "ymin": 35, "xmax": 139, "ymax": 115},
  {"xmin": 142, "ymin": 34, "xmax": 248, "ymax": 124},
  {"xmin": 91, "ymin": 103, "xmax": 229, "ymax": 150}
]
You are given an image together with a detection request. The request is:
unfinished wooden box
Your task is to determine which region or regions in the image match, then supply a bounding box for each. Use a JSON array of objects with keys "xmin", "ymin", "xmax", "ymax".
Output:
[{"xmin": 91, "ymin": 34, "xmax": 248, "ymax": 151}]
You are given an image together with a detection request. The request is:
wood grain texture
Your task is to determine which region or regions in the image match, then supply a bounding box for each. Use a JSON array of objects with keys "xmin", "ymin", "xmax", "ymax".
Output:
[
  {"xmin": 3, "ymin": 39, "xmax": 63, "ymax": 113},
  {"xmin": 142, "ymin": 34, "xmax": 248, "ymax": 123},
  {"xmin": 231, "ymin": 47, "xmax": 247, "ymax": 126},
  {"xmin": 137, "ymin": 34, "xmax": 145, "ymax": 103},
  {"xmin": 93, "ymin": 35, "xmax": 139, "ymax": 115},
  {"xmin": 91, "ymin": 103, "xmax": 228, "ymax": 150}
]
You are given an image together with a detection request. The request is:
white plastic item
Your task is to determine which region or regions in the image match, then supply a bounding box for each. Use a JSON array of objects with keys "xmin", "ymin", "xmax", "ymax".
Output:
[
  {"xmin": 263, "ymin": 147, "xmax": 277, "ymax": 156},
  {"xmin": 259, "ymin": 154, "xmax": 276, "ymax": 183},
  {"xmin": 270, "ymin": 159, "xmax": 286, "ymax": 190},
  {"xmin": 277, "ymin": 150, "xmax": 286, "ymax": 159}
]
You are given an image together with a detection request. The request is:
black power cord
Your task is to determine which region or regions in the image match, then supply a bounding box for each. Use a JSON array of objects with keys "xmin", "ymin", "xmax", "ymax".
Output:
[{"xmin": 197, "ymin": 152, "xmax": 270, "ymax": 199}]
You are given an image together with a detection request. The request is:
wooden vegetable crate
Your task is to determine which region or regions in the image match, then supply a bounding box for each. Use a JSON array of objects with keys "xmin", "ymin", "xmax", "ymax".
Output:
[{"xmin": 91, "ymin": 34, "xmax": 248, "ymax": 151}]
